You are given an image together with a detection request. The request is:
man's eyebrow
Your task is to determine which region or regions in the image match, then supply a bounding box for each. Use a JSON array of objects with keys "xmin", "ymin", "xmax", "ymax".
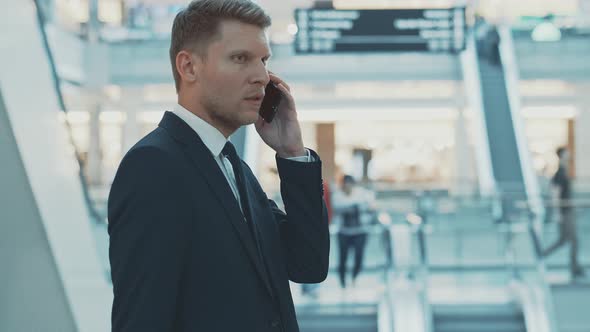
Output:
[
  {"xmin": 230, "ymin": 49, "xmax": 272, "ymax": 59},
  {"xmin": 229, "ymin": 49, "xmax": 251, "ymax": 55}
]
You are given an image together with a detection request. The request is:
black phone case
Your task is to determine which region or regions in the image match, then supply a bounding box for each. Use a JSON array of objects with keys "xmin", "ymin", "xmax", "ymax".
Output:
[{"xmin": 259, "ymin": 82, "xmax": 282, "ymax": 123}]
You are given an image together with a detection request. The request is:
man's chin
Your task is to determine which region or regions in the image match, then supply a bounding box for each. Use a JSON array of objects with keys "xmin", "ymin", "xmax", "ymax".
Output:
[{"xmin": 240, "ymin": 109, "xmax": 261, "ymax": 125}]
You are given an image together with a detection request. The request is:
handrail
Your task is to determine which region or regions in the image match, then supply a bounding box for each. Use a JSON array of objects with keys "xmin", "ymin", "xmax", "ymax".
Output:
[
  {"xmin": 459, "ymin": 32, "xmax": 496, "ymax": 197},
  {"xmin": 377, "ymin": 298, "xmax": 392, "ymax": 332},
  {"xmin": 378, "ymin": 274, "xmax": 395, "ymax": 332},
  {"xmin": 386, "ymin": 221, "xmax": 431, "ymax": 332},
  {"xmin": 525, "ymin": 214, "xmax": 559, "ymax": 332},
  {"xmin": 413, "ymin": 215, "xmax": 433, "ymax": 332},
  {"xmin": 32, "ymin": 0, "xmax": 103, "ymax": 223},
  {"xmin": 498, "ymin": 25, "xmax": 544, "ymax": 220}
]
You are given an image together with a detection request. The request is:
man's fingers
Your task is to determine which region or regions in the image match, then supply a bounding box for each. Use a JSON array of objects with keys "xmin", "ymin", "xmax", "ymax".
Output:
[
  {"xmin": 275, "ymin": 83, "xmax": 295, "ymax": 106},
  {"xmin": 269, "ymin": 73, "xmax": 291, "ymax": 92}
]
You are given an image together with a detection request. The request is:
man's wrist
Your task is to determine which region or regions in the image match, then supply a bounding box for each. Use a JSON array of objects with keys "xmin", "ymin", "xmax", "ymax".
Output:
[
  {"xmin": 284, "ymin": 149, "xmax": 312, "ymax": 162},
  {"xmin": 276, "ymin": 146, "xmax": 306, "ymax": 159}
]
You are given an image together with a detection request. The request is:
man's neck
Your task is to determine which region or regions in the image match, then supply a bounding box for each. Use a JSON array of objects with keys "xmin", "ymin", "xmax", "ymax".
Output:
[{"xmin": 177, "ymin": 99, "xmax": 234, "ymax": 138}]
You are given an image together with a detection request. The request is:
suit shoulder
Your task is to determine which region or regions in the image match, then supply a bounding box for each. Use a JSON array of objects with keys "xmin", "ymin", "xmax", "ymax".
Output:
[
  {"xmin": 129, "ymin": 127, "xmax": 180, "ymax": 153},
  {"xmin": 108, "ymin": 131, "xmax": 189, "ymax": 216},
  {"xmin": 114, "ymin": 129, "xmax": 187, "ymax": 185}
]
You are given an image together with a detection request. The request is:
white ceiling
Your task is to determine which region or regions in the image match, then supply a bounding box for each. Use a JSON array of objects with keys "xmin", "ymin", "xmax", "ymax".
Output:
[{"xmin": 124, "ymin": 0, "xmax": 315, "ymax": 41}]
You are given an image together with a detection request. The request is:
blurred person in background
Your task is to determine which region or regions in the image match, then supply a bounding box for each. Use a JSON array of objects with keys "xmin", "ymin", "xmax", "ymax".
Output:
[
  {"xmin": 333, "ymin": 175, "xmax": 376, "ymax": 289},
  {"xmin": 486, "ymin": 25, "xmax": 501, "ymax": 66},
  {"xmin": 538, "ymin": 165, "xmax": 554, "ymax": 225},
  {"xmin": 543, "ymin": 147, "xmax": 585, "ymax": 279},
  {"xmin": 474, "ymin": 15, "xmax": 501, "ymax": 66}
]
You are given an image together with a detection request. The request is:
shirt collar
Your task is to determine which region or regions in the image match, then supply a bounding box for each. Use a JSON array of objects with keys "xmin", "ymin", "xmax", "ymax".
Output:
[{"xmin": 171, "ymin": 103, "xmax": 228, "ymax": 157}]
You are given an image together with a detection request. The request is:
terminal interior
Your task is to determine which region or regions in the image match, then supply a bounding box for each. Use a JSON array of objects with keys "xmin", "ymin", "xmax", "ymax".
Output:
[{"xmin": 1, "ymin": 0, "xmax": 589, "ymax": 331}]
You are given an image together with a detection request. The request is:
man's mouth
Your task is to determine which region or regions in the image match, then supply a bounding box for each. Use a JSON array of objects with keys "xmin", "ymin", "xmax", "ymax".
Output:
[{"xmin": 245, "ymin": 93, "xmax": 264, "ymax": 102}]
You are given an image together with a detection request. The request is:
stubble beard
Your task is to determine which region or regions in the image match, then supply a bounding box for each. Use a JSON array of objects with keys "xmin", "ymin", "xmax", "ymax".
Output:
[{"xmin": 200, "ymin": 94, "xmax": 241, "ymax": 135}]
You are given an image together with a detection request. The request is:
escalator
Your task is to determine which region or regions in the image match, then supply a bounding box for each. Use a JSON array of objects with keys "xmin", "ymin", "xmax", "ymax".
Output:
[
  {"xmin": 0, "ymin": 0, "xmax": 111, "ymax": 331},
  {"xmin": 462, "ymin": 26, "xmax": 542, "ymax": 216},
  {"xmin": 433, "ymin": 303, "xmax": 526, "ymax": 332},
  {"xmin": 297, "ymin": 303, "xmax": 378, "ymax": 332},
  {"xmin": 474, "ymin": 28, "xmax": 530, "ymax": 221},
  {"xmin": 477, "ymin": 57, "xmax": 525, "ymax": 195}
]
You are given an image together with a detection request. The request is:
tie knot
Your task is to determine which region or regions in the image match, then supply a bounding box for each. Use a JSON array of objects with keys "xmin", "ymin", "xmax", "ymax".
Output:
[{"xmin": 222, "ymin": 141, "xmax": 237, "ymax": 158}]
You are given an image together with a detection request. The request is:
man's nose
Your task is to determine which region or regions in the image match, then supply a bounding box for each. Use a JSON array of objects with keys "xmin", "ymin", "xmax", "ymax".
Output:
[{"xmin": 251, "ymin": 61, "xmax": 270, "ymax": 86}]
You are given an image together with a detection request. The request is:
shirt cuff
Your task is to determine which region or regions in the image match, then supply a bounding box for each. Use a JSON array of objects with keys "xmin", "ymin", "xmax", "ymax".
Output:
[{"xmin": 285, "ymin": 148, "xmax": 314, "ymax": 162}]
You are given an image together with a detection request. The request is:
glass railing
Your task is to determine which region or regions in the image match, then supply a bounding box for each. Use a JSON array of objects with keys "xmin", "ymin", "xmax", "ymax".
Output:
[
  {"xmin": 404, "ymin": 189, "xmax": 570, "ymax": 332},
  {"xmin": 570, "ymin": 177, "xmax": 590, "ymax": 198},
  {"xmin": 295, "ymin": 219, "xmax": 392, "ymax": 300},
  {"xmin": 345, "ymin": 185, "xmax": 586, "ymax": 332},
  {"xmin": 294, "ymin": 210, "xmax": 396, "ymax": 331},
  {"xmin": 409, "ymin": 190, "xmax": 537, "ymax": 267}
]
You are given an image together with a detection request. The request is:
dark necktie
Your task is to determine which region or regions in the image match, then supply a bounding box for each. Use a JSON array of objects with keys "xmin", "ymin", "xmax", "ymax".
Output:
[
  {"xmin": 222, "ymin": 142, "xmax": 275, "ymax": 297},
  {"xmin": 222, "ymin": 142, "xmax": 251, "ymax": 223}
]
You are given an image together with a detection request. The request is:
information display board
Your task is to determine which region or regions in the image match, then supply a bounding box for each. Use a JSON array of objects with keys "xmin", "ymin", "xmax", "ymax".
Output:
[{"xmin": 294, "ymin": 7, "xmax": 467, "ymax": 54}]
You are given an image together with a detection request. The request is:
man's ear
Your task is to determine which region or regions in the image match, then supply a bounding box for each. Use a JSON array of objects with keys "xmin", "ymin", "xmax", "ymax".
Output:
[{"xmin": 176, "ymin": 50, "xmax": 201, "ymax": 84}]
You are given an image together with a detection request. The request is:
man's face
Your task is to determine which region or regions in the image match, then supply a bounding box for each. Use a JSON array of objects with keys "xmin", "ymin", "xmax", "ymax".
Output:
[
  {"xmin": 196, "ymin": 20, "xmax": 271, "ymax": 134},
  {"xmin": 343, "ymin": 180, "xmax": 354, "ymax": 194}
]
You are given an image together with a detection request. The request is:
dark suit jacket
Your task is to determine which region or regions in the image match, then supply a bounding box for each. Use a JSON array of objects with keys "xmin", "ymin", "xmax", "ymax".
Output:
[{"xmin": 108, "ymin": 111, "xmax": 330, "ymax": 332}]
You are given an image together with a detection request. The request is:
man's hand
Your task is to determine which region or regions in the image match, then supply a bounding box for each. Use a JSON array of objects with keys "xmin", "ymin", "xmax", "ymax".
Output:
[{"xmin": 255, "ymin": 72, "xmax": 305, "ymax": 158}]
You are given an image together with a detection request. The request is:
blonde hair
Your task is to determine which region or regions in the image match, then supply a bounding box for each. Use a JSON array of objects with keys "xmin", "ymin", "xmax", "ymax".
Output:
[{"xmin": 169, "ymin": 0, "xmax": 271, "ymax": 92}]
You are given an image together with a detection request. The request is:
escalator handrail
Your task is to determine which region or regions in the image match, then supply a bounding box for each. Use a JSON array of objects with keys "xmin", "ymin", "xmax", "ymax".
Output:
[
  {"xmin": 414, "ymin": 221, "xmax": 433, "ymax": 332},
  {"xmin": 460, "ymin": 32, "xmax": 497, "ymax": 197},
  {"xmin": 497, "ymin": 25, "xmax": 544, "ymax": 220},
  {"xmin": 31, "ymin": 0, "xmax": 103, "ymax": 223},
  {"xmin": 498, "ymin": 26, "xmax": 558, "ymax": 332}
]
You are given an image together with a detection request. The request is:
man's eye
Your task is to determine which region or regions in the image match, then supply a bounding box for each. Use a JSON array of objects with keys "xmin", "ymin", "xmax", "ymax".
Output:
[{"xmin": 233, "ymin": 55, "xmax": 247, "ymax": 63}]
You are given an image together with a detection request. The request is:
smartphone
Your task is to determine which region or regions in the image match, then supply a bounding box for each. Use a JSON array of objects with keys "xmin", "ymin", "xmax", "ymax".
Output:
[{"xmin": 259, "ymin": 82, "xmax": 282, "ymax": 123}]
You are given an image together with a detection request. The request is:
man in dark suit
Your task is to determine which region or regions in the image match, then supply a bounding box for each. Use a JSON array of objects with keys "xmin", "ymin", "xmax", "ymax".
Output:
[{"xmin": 107, "ymin": 1, "xmax": 330, "ymax": 331}]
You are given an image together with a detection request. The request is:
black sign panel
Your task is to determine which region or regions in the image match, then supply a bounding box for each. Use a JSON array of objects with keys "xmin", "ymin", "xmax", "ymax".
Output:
[{"xmin": 294, "ymin": 8, "xmax": 467, "ymax": 54}]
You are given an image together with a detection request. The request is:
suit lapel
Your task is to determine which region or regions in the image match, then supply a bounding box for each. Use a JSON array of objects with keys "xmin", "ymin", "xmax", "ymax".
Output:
[
  {"xmin": 242, "ymin": 168, "xmax": 289, "ymax": 298},
  {"xmin": 158, "ymin": 112, "xmax": 274, "ymax": 296}
]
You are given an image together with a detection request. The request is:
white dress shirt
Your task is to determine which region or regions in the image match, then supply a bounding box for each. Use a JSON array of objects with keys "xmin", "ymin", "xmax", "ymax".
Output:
[{"xmin": 171, "ymin": 104, "xmax": 311, "ymax": 214}]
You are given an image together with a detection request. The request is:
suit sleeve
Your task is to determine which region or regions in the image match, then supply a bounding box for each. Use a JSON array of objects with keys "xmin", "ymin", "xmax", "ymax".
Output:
[
  {"xmin": 273, "ymin": 149, "xmax": 330, "ymax": 283},
  {"xmin": 107, "ymin": 146, "xmax": 192, "ymax": 332}
]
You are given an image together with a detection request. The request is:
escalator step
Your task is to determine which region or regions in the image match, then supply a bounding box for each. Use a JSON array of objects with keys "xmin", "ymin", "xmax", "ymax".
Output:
[
  {"xmin": 297, "ymin": 304, "xmax": 378, "ymax": 332},
  {"xmin": 433, "ymin": 304, "xmax": 526, "ymax": 332}
]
